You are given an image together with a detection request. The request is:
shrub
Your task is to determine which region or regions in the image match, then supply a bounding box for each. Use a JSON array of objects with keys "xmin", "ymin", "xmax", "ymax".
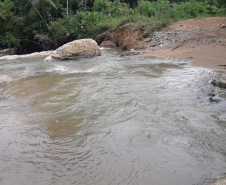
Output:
[
  {"xmin": 48, "ymin": 12, "xmax": 108, "ymax": 47},
  {"xmin": 216, "ymin": 7, "xmax": 226, "ymax": 15},
  {"xmin": 93, "ymin": 0, "xmax": 111, "ymax": 13},
  {"xmin": 168, "ymin": 0, "xmax": 208, "ymax": 19},
  {"xmin": 138, "ymin": 0, "xmax": 155, "ymax": 17},
  {"xmin": 0, "ymin": 0, "xmax": 22, "ymax": 48},
  {"xmin": 49, "ymin": 20, "xmax": 68, "ymax": 47},
  {"xmin": 154, "ymin": 0, "xmax": 171, "ymax": 18},
  {"xmin": 110, "ymin": 0, "xmax": 131, "ymax": 17}
]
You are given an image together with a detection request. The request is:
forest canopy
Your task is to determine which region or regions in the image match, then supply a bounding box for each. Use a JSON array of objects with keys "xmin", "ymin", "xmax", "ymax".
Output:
[{"xmin": 0, "ymin": 0, "xmax": 225, "ymax": 53}]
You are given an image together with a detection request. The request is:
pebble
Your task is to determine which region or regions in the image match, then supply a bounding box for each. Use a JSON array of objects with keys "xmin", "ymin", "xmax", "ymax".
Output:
[
  {"xmin": 150, "ymin": 43, "xmax": 156, "ymax": 47},
  {"xmin": 144, "ymin": 38, "xmax": 152, "ymax": 42},
  {"xmin": 221, "ymin": 24, "xmax": 226, "ymax": 28}
]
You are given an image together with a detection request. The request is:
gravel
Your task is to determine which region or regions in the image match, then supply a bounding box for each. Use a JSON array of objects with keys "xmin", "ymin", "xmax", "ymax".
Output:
[{"xmin": 149, "ymin": 29, "xmax": 197, "ymax": 48}]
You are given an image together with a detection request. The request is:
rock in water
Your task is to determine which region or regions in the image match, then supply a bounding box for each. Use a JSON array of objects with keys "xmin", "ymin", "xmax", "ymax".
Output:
[
  {"xmin": 44, "ymin": 39, "xmax": 101, "ymax": 62},
  {"xmin": 0, "ymin": 48, "xmax": 14, "ymax": 55},
  {"xmin": 212, "ymin": 179, "xmax": 226, "ymax": 185},
  {"xmin": 211, "ymin": 75, "xmax": 226, "ymax": 88}
]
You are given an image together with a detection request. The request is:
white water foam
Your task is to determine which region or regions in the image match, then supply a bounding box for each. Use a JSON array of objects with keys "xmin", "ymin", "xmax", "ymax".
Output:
[
  {"xmin": 0, "ymin": 75, "xmax": 12, "ymax": 83},
  {"xmin": 46, "ymin": 61, "xmax": 121, "ymax": 74}
]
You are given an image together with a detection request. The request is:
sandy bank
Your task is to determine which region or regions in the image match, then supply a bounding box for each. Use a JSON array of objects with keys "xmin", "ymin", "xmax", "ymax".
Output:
[{"xmin": 142, "ymin": 17, "xmax": 226, "ymax": 71}]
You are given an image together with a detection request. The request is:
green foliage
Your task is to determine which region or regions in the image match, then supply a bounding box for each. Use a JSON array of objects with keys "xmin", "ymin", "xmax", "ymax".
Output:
[
  {"xmin": 217, "ymin": 0, "xmax": 226, "ymax": 7},
  {"xmin": 0, "ymin": 0, "xmax": 22, "ymax": 48},
  {"xmin": 168, "ymin": 0, "xmax": 209, "ymax": 19},
  {"xmin": 93, "ymin": 0, "xmax": 111, "ymax": 13},
  {"xmin": 48, "ymin": 12, "xmax": 107, "ymax": 47},
  {"xmin": 0, "ymin": 0, "xmax": 225, "ymax": 53},
  {"xmin": 138, "ymin": 0, "xmax": 155, "ymax": 17},
  {"xmin": 111, "ymin": 13, "xmax": 170, "ymax": 37},
  {"xmin": 110, "ymin": 0, "xmax": 131, "ymax": 17},
  {"xmin": 154, "ymin": 0, "xmax": 170, "ymax": 18},
  {"xmin": 0, "ymin": 0, "xmax": 14, "ymax": 20},
  {"xmin": 31, "ymin": 0, "xmax": 57, "ymax": 9},
  {"xmin": 93, "ymin": 0, "xmax": 132, "ymax": 17},
  {"xmin": 1, "ymin": 32, "xmax": 18, "ymax": 48},
  {"xmin": 216, "ymin": 7, "xmax": 226, "ymax": 15}
]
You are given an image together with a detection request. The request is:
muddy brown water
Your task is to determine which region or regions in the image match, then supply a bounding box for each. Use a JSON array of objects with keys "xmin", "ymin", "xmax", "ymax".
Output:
[{"xmin": 0, "ymin": 49, "xmax": 226, "ymax": 185}]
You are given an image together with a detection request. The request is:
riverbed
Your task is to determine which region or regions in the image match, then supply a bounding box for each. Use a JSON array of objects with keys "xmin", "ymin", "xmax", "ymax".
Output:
[{"xmin": 0, "ymin": 49, "xmax": 226, "ymax": 185}]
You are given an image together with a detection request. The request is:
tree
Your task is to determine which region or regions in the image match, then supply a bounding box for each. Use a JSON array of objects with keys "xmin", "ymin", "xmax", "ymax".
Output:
[
  {"xmin": 28, "ymin": 0, "xmax": 57, "ymax": 27},
  {"xmin": 0, "ymin": 0, "xmax": 22, "ymax": 48}
]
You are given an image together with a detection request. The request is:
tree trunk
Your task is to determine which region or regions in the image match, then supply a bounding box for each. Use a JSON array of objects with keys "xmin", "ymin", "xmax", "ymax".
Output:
[{"xmin": 66, "ymin": 0, "xmax": 68, "ymax": 15}]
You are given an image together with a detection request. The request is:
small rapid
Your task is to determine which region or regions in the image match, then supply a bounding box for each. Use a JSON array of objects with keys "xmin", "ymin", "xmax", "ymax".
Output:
[{"xmin": 0, "ymin": 49, "xmax": 226, "ymax": 185}]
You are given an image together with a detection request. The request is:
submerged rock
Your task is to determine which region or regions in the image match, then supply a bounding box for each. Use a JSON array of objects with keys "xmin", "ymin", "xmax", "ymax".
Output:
[
  {"xmin": 44, "ymin": 39, "xmax": 101, "ymax": 62},
  {"xmin": 212, "ymin": 179, "xmax": 226, "ymax": 185},
  {"xmin": 120, "ymin": 49, "xmax": 143, "ymax": 56},
  {"xmin": 211, "ymin": 75, "xmax": 226, "ymax": 88}
]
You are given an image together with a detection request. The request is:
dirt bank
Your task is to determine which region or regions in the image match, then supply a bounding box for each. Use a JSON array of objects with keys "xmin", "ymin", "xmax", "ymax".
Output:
[
  {"xmin": 98, "ymin": 17, "xmax": 226, "ymax": 71},
  {"xmin": 144, "ymin": 17, "xmax": 226, "ymax": 71}
]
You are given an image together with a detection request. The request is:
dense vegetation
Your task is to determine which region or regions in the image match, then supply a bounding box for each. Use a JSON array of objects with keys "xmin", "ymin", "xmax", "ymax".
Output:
[{"xmin": 0, "ymin": 0, "xmax": 225, "ymax": 53}]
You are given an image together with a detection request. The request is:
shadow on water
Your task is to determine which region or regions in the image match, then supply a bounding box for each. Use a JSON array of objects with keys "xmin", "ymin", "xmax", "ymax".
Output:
[{"xmin": 0, "ymin": 48, "xmax": 226, "ymax": 185}]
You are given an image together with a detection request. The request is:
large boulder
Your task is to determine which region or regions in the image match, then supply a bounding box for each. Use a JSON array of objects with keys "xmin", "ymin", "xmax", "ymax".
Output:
[{"xmin": 44, "ymin": 39, "xmax": 101, "ymax": 62}]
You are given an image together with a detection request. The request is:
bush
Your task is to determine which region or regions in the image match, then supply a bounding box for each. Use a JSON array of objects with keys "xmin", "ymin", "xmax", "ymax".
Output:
[
  {"xmin": 0, "ymin": 0, "xmax": 22, "ymax": 48},
  {"xmin": 110, "ymin": 0, "xmax": 131, "ymax": 17},
  {"xmin": 138, "ymin": 0, "xmax": 155, "ymax": 17},
  {"xmin": 168, "ymin": 0, "xmax": 209, "ymax": 20},
  {"xmin": 93, "ymin": 0, "xmax": 111, "ymax": 13},
  {"xmin": 49, "ymin": 20, "xmax": 68, "ymax": 47},
  {"xmin": 93, "ymin": 0, "xmax": 132, "ymax": 18},
  {"xmin": 48, "ymin": 12, "xmax": 108, "ymax": 48},
  {"xmin": 216, "ymin": 7, "xmax": 226, "ymax": 15},
  {"xmin": 154, "ymin": 0, "xmax": 171, "ymax": 18}
]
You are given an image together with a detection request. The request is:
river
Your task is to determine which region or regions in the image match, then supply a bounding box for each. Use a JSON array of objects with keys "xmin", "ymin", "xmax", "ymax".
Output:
[{"xmin": 0, "ymin": 49, "xmax": 226, "ymax": 185}]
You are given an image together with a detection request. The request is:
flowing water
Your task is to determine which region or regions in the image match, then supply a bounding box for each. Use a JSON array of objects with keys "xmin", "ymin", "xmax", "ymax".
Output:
[{"xmin": 0, "ymin": 49, "xmax": 226, "ymax": 185}]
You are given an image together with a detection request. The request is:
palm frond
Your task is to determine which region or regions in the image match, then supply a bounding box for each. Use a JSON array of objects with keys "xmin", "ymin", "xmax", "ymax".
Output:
[
  {"xmin": 31, "ymin": 0, "xmax": 56, "ymax": 9},
  {"xmin": 44, "ymin": 0, "xmax": 56, "ymax": 9}
]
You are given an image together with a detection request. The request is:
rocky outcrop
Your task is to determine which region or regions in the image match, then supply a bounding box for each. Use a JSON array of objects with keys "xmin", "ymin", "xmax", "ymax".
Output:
[{"xmin": 44, "ymin": 39, "xmax": 101, "ymax": 62}]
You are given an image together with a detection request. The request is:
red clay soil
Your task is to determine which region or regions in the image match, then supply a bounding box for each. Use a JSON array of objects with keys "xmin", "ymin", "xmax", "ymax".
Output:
[{"xmin": 96, "ymin": 28, "xmax": 149, "ymax": 50}]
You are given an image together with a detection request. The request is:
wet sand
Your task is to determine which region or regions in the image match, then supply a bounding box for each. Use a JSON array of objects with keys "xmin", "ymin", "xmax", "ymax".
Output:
[{"xmin": 144, "ymin": 44, "xmax": 226, "ymax": 71}]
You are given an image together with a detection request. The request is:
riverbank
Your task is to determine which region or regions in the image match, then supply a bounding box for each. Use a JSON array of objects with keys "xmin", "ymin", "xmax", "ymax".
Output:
[
  {"xmin": 98, "ymin": 17, "xmax": 226, "ymax": 71},
  {"xmin": 142, "ymin": 17, "xmax": 226, "ymax": 71},
  {"xmin": 1, "ymin": 17, "xmax": 225, "ymax": 71}
]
